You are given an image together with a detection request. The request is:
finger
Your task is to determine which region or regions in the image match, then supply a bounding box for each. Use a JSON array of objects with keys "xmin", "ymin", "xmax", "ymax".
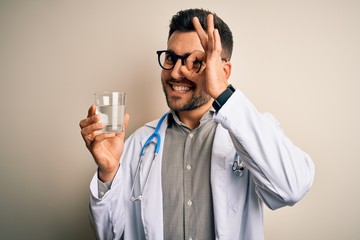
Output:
[
  {"xmin": 83, "ymin": 132, "xmax": 97, "ymax": 147},
  {"xmin": 81, "ymin": 122, "xmax": 104, "ymax": 139},
  {"xmin": 94, "ymin": 132, "xmax": 117, "ymax": 142},
  {"xmin": 207, "ymin": 14, "xmax": 215, "ymax": 51},
  {"xmin": 207, "ymin": 29, "xmax": 222, "ymax": 64},
  {"xmin": 180, "ymin": 65, "xmax": 195, "ymax": 80},
  {"xmin": 179, "ymin": 51, "xmax": 204, "ymax": 78},
  {"xmin": 213, "ymin": 29, "xmax": 222, "ymax": 53},
  {"xmin": 192, "ymin": 17, "xmax": 208, "ymax": 50},
  {"xmin": 79, "ymin": 114, "xmax": 100, "ymax": 129},
  {"xmin": 180, "ymin": 62, "xmax": 206, "ymax": 80},
  {"xmin": 87, "ymin": 104, "xmax": 96, "ymax": 118},
  {"xmin": 124, "ymin": 113, "xmax": 130, "ymax": 130},
  {"xmin": 185, "ymin": 50, "xmax": 205, "ymax": 71},
  {"xmin": 81, "ymin": 122, "xmax": 104, "ymax": 148}
]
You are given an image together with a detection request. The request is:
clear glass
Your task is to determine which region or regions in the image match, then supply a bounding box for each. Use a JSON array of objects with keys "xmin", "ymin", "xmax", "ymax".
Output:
[{"xmin": 95, "ymin": 92, "xmax": 127, "ymax": 133}]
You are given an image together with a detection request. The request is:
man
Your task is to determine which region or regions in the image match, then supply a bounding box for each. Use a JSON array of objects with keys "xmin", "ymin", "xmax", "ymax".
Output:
[{"xmin": 79, "ymin": 8, "xmax": 315, "ymax": 240}]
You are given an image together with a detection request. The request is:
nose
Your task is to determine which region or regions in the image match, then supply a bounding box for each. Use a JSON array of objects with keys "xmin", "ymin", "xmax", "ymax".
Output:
[{"xmin": 170, "ymin": 59, "xmax": 185, "ymax": 80}]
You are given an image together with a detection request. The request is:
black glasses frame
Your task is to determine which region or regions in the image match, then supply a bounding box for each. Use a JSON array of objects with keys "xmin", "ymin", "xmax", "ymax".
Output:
[{"xmin": 156, "ymin": 50, "xmax": 203, "ymax": 73}]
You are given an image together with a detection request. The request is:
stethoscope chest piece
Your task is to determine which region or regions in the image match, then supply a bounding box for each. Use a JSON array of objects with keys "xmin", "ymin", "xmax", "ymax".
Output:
[{"xmin": 232, "ymin": 152, "xmax": 245, "ymax": 176}]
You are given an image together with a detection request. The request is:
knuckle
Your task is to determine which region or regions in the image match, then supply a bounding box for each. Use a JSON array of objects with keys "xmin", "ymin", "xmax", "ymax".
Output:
[
  {"xmin": 92, "ymin": 122, "xmax": 102, "ymax": 131},
  {"xmin": 79, "ymin": 120, "xmax": 86, "ymax": 128}
]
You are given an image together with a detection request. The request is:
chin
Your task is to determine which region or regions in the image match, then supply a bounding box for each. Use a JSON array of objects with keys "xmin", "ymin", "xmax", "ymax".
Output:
[{"xmin": 166, "ymin": 94, "xmax": 211, "ymax": 112}]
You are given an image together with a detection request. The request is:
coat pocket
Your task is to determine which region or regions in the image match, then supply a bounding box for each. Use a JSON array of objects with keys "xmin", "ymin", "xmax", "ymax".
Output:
[{"xmin": 226, "ymin": 152, "xmax": 249, "ymax": 212}]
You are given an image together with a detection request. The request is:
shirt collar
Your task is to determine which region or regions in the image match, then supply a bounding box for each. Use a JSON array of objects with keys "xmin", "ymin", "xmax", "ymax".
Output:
[{"xmin": 167, "ymin": 108, "xmax": 215, "ymax": 130}]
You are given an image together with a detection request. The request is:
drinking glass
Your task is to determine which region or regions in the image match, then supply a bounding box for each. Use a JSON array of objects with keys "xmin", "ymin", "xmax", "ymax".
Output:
[{"xmin": 95, "ymin": 92, "xmax": 127, "ymax": 132}]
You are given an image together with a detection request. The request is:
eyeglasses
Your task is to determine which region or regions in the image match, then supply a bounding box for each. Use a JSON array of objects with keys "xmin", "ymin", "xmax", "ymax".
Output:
[{"xmin": 156, "ymin": 50, "xmax": 203, "ymax": 73}]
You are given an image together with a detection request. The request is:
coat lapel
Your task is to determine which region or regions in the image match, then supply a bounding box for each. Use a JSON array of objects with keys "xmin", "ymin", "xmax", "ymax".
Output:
[
  {"xmin": 139, "ymin": 117, "xmax": 168, "ymax": 240},
  {"xmin": 211, "ymin": 124, "xmax": 234, "ymax": 239}
]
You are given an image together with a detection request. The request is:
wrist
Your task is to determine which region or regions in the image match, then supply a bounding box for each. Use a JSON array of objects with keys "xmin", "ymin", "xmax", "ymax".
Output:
[
  {"xmin": 98, "ymin": 165, "xmax": 119, "ymax": 182},
  {"xmin": 212, "ymin": 84, "xmax": 235, "ymax": 112},
  {"xmin": 211, "ymin": 85, "xmax": 228, "ymax": 99}
]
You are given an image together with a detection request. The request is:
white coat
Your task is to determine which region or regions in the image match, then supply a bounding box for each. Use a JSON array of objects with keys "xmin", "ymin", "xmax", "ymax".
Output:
[{"xmin": 89, "ymin": 90, "xmax": 315, "ymax": 240}]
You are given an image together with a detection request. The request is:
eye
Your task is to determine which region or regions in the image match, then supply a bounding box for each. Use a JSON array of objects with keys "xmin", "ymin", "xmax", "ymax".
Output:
[
  {"xmin": 193, "ymin": 59, "xmax": 201, "ymax": 65},
  {"xmin": 193, "ymin": 59, "xmax": 202, "ymax": 71},
  {"xmin": 165, "ymin": 52, "xmax": 177, "ymax": 64}
]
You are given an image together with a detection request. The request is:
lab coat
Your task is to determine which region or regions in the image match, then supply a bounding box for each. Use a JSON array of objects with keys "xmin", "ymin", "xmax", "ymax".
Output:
[{"xmin": 89, "ymin": 90, "xmax": 315, "ymax": 240}]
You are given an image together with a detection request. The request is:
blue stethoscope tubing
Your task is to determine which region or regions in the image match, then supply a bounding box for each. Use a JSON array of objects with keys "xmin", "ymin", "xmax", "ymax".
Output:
[
  {"xmin": 139, "ymin": 113, "xmax": 168, "ymax": 157},
  {"xmin": 130, "ymin": 113, "xmax": 168, "ymax": 201}
]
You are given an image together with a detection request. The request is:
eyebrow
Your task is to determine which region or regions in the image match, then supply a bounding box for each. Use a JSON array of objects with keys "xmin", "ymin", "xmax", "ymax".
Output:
[{"xmin": 166, "ymin": 49, "xmax": 192, "ymax": 57}]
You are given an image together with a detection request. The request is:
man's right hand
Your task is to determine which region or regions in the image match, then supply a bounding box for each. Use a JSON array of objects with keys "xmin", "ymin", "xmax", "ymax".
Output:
[{"xmin": 79, "ymin": 104, "xmax": 130, "ymax": 182}]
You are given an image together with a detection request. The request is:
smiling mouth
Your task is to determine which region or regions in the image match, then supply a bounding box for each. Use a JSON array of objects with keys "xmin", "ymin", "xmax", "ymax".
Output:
[{"xmin": 169, "ymin": 83, "xmax": 193, "ymax": 93}]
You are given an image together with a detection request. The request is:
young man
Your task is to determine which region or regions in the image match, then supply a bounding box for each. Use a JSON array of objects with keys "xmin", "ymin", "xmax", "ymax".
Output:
[{"xmin": 80, "ymin": 8, "xmax": 315, "ymax": 240}]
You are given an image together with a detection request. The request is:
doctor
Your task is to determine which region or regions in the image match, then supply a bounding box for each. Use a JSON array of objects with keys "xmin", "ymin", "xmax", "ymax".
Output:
[{"xmin": 79, "ymin": 8, "xmax": 315, "ymax": 240}]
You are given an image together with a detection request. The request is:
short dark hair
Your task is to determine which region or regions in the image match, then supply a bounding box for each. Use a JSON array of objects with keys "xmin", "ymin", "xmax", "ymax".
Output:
[{"xmin": 168, "ymin": 8, "xmax": 233, "ymax": 60}]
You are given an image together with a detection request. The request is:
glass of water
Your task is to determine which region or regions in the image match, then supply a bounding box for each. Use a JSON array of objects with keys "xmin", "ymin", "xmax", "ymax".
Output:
[{"xmin": 95, "ymin": 92, "xmax": 127, "ymax": 133}]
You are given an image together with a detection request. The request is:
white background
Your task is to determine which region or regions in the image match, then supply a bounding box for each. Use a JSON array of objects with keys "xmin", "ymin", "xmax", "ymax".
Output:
[{"xmin": 0, "ymin": 0, "xmax": 359, "ymax": 239}]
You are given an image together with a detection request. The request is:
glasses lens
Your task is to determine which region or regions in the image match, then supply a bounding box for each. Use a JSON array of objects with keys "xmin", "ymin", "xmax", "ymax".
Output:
[
  {"xmin": 158, "ymin": 51, "xmax": 175, "ymax": 70},
  {"xmin": 157, "ymin": 51, "xmax": 202, "ymax": 72}
]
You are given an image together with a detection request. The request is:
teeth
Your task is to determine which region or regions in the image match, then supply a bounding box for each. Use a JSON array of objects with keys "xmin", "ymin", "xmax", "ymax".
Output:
[{"xmin": 172, "ymin": 85, "xmax": 190, "ymax": 92}]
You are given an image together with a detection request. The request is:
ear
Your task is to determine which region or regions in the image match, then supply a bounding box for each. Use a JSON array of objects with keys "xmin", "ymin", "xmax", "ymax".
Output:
[{"xmin": 223, "ymin": 61, "xmax": 232, "ymax": 81}]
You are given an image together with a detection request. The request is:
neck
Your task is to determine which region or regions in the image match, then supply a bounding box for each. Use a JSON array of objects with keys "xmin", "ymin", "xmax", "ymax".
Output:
[{"xmin": 176, "ymin": 100, "xmax": 213, "ymax": 130}]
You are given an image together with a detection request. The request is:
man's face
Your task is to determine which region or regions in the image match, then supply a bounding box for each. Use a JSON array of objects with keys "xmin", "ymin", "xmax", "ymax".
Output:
[{"xmin": 161, "ymin": 31, "xmax": 212, "ymax": 112}]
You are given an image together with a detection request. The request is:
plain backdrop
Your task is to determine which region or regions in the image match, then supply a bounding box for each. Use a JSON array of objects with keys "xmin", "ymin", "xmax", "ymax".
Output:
[{"xmin": 0, "ymin": 0, "xmax": 359, "ymax": 239}]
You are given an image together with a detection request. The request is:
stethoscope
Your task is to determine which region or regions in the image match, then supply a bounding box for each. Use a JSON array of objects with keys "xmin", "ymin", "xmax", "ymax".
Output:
[
  {"xmin": 129, "ymin": 113, "xmax": 245, "ymax": 201},
  {"xmin": 130, "ymin": 113, "xmax": 168, "ymax": 201},
  {"xmin": 232, "ymin": 152, "xmax": 245, "ymax": 176}
]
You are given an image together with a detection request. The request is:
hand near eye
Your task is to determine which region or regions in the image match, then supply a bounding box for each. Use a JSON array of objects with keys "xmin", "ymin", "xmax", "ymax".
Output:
[{"xmin": 181, "ymin": 14, "xmax": 231, "ymax": 99}]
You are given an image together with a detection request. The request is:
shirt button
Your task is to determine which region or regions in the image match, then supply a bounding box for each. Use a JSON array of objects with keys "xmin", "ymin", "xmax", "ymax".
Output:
[
  {"xmin": 189, "ymin": 237, "xmax": 193, "ymax": 240},
  {"xmin": 186, "ymin": 165, "xmax": 191, "ymax": 171},
  {"xmin": 100, "ymin": 191, "xmax": 104, "ymax": 196},
  {"xmin": 189, "ymin": 133, "xmax": 193, "ymax": 138},
  {"xmin": 187, "ymin": 200, "xmax": 192, "ymax": 206}
]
